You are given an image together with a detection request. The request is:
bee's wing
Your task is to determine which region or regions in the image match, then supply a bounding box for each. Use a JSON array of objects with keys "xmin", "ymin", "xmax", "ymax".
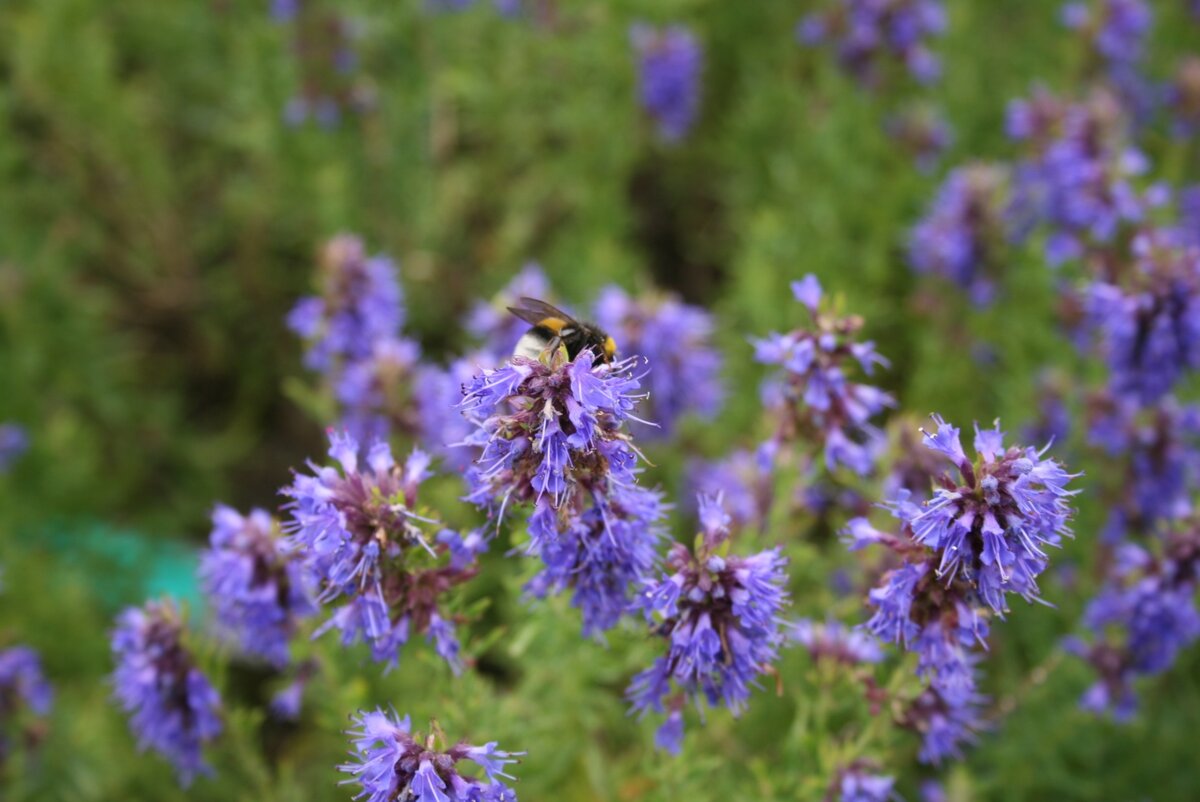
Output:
[{"xmin": 506, "ymin": 297, "xmax": 577, "ymax": 327}]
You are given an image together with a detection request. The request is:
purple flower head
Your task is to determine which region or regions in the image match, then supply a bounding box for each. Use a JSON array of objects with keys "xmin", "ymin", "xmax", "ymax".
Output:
[
  {"xmin": 628, "ymin": 495, "xmax": 789, "ymax": 751},
  {"xmin": 909, "ymin": 164, "xmax": 1011, "ymax": 305},
  {"xmin": 903, "ymin": 415, "xmax": 1079, "ymax": 613},
  {"xmin": 0, "ymin": 646, "xmax": 52, "ymax": 718},
  {"xmin": 631, "ymin": 24, "xmax": 703, "ymax": 142},
  {"xmin": 286, "ymin": 234, "xmax": 402, "ymax": 367},
  {"xmin": 1071, "ymin": 519, "xmax": 1200, "ymax": 719},
  {"xmin": 461, "ymin": 348, "xmax": 662, "ymax": 635},
  {"xmin": 110, "ymin": 600, "xmax": 222, "ymax": 786},
  {"xmin": 199, "ymin": 505, "xmax": 315, "ymax": 668},
  {"xmin": 282, "ymin": 431, "xmax": 483, "ymax": 671},
  {"xmin": 1007, "ymin": 86, "xmax": 1151, "ymax": 264},
  {"xmin": 339, "ymin": 710, "xmax": 523, "ymax": 802},
  {"xmin": 0, "ymin": 424, "xmax": 28, "ymax": 472},
  {"xmin": 798, "ymin": 0, "xmax": 947, "ymax": 88},
  {"xmin": 753, "ymin": 276, "xmax": 894, "ymax": 477},
  {"xmin": 1085, "ymin": 228, "xmax": 1200, "ymax": 405},
  {"xmin": 1085, "ymin": 394, "xmax": 1200, "ymax": 538},
  {"xmin": 592, "ymin": 285, "xmax": 723, "ymax": 437},
  {"xmin": 789, "ymin": 617, "xmax": 885, "ymax": 665},
  {"xmin": 851, "ymin": 417, "xmax": 1075, "ymax": 760}
]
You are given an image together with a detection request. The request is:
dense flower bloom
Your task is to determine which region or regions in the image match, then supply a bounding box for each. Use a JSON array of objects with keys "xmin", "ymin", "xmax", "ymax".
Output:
[
  {"xmin": 789, "ymin": 617, "xmax": 884, "ymax": 665},
  {"xmin": 592, "ymin": 285, "xmax": 722, "ymax": 437},
  {"xmin": 753, "ymin": 275, "xmax": 893, "ymax": 477},
  {"xmin": 849, "ymin": 416, "xmax": 1076, "ymax": 761},
  {"xmin": 1007, "ymin": 86, "xmax": 1151, "ymax": 264},
  {"xmin": 1085, "ymin": 393, "xmax": 1200, "ymax": 540},
  {"xmin": 908, "ymin": 164, "xmax": 1011, "ymax": 305},
  {"xmin": 628, "ymin": 495, "xmax": 789, "ymax": 751},
  {"xmin": 282, "ymin": 431, "xmax": 482, "ymax": 670},
  {"xmin": 198, "ymin": 505, "xmax": 314, "ymax": 667},
  {"xmin": 631, "ymin": 24, "xmax": 703, "ymax": 142},
  {"xmin": 461, "ymin": 348, "xmax": 663, "ymax": 635},
  {"xmin": 0, "ymin": 424, "xmax": 28, "ymax": 472},
  {"xmin": 1084, "ymin": 228, "xmax": 1200, "ymax": 405},
  {"xmin": 797, "ymin": 0, "xmax": 946, "ymax": 87},
  {"xmin": 1069, "ymin": 522, "xmax": 1200, "ymax": 719},
  {"xmin": 111, "ymin": 600, "xmax": 222, "ymax": 786},
  {"xmin": 0, "ymin": 646, "xmax": 52, "ymax": 718},
  {"xmin": 339, "ymin": 709, "xmax": 522, "ymax": 802}
]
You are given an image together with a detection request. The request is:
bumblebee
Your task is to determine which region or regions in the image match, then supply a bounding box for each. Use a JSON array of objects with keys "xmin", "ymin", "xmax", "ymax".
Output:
[{"xmin": 507, "ymin": 297, "xmax": 617, "ymax": 363}]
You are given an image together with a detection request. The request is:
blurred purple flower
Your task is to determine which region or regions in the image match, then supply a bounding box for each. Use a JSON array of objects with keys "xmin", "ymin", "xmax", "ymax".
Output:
[
  {"xmin": 111, "ymin": 600, "xmax": 222, "ymax": 786},
  {"xmin": 631, "ymin": 24, "xmax": 703, "ymax": 142}
]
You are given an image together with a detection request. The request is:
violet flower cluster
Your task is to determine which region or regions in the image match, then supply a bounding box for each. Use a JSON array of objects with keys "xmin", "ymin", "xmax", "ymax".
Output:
[
  {"xmin": 687, "ymin": 447, "xmax": 774, "ymax": 530},
  {"xmin": 753, "ymin": 275, "xmax": 894, "ymax": 477},
  {"xmin": 0, "ymin": 423, "xmax": 27, "ymax": 472},
  {"xmin": 627, "ymin": 494, "xmax": 789, "ymax": 754},
  {"xmin": 111, "ymin": 600, "xmax": 223, "ymax": 786},
  {"xmin": 461, "ymin": 348, "xmax": 664, "ymax": 636},
  {"xmin": 198, "ymin": 505, "xmax": 315, "ymax": 668},
  {"xmin": 846, "ymin": 415, "xmax": 1078, "ymax": 761},
  {"xmin": 282, "ymin": 431, "xmax": 484, "ymax": 672},
  {"xmin": 592, "ymin": 285, "xmax": 722, "ymax": 437},
  {"xmin": 1084, "ymin": 228, "xmax": 1200, "ymax": 405},
  {"xmin": 908, "ymin": 163, "xmax": 1011, "ymax": 305},
  {"xmin": 1006, "ymin": 86, "xmax": 1152, "ymax": 265},
  {"xmin": 289, "ymin": 234, "xmax": 465, "ymax": 459},
  {"xmin": 789, "ymin": 617, "xmax": 884, "ymax": 666},
  {"xmin": 1067, "ymin": 521, "xmax": 1200, "ymax": 719},
  {"xmin": 797, "ymin": 0, "xmax": 947, "ymax": 87},
  {"xmin": 631, "ymin": 24, "xmax": 703, "ymax": 143},
  {"xmin": 1085, "ymin": 392, "xmax": 1200, "ymax": 541},
  {"xmin": 339, "ymin": 710, "xmax": 521, "ymax": 802}
]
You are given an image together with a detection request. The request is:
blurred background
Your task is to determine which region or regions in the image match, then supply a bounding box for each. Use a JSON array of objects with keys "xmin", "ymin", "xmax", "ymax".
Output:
[{"xmin": 2, "ymin": 0, "xmax": 1200, "ymax": 800}]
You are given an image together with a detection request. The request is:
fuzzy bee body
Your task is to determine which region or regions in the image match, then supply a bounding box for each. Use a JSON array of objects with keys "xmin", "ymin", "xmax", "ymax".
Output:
[{"xmin": 507, "ymin": 297, "xmax": 617, "ymax": 363}]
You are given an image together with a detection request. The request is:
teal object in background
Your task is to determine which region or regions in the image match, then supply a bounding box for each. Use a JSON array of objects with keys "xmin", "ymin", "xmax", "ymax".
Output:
[{"xmin": 36, "ymin": 520, "xmax": 201, "ymax": 613}]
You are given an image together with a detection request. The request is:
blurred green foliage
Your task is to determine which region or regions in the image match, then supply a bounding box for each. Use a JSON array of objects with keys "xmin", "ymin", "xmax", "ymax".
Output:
[{"xmin": 2, "ymin": 0, "xmax": 1200, "ymax": 800}]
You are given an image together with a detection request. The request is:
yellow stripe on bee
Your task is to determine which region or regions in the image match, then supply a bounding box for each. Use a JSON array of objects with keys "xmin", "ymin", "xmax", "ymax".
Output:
[
  {"xmin": 604, "ymin": 336, "xmax": 616, "ymax": 358},
  {"xmin": 538, "ymin": 317, "xmax": 567, "ymax": 333}
]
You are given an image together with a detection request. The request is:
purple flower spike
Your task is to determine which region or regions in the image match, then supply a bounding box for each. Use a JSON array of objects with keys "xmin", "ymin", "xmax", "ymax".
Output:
[
  {"xmin": 631, "ymin": 24, "xmax": 703, "ymax": 142},
  {"xmin": 461, "ymin": 347, "xmax": 663, "ymax": 636},
  {"xmin": 111, "ymin": 600, "xmax": 222, "ymax": 786},
  {"xmin": 282, "ymin": 431, "xmax": 484, "ymax": 671},
  {"xmin": 754, "ymin": 280, "xmax": 894, "ymax": 477},
  {"xmin": 628, "ymin": 495, "xmax": 789, "ymax": 752},
  {"xmin": 199, "ymin": 506, "xmax": 315, "ymax": 667}
]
